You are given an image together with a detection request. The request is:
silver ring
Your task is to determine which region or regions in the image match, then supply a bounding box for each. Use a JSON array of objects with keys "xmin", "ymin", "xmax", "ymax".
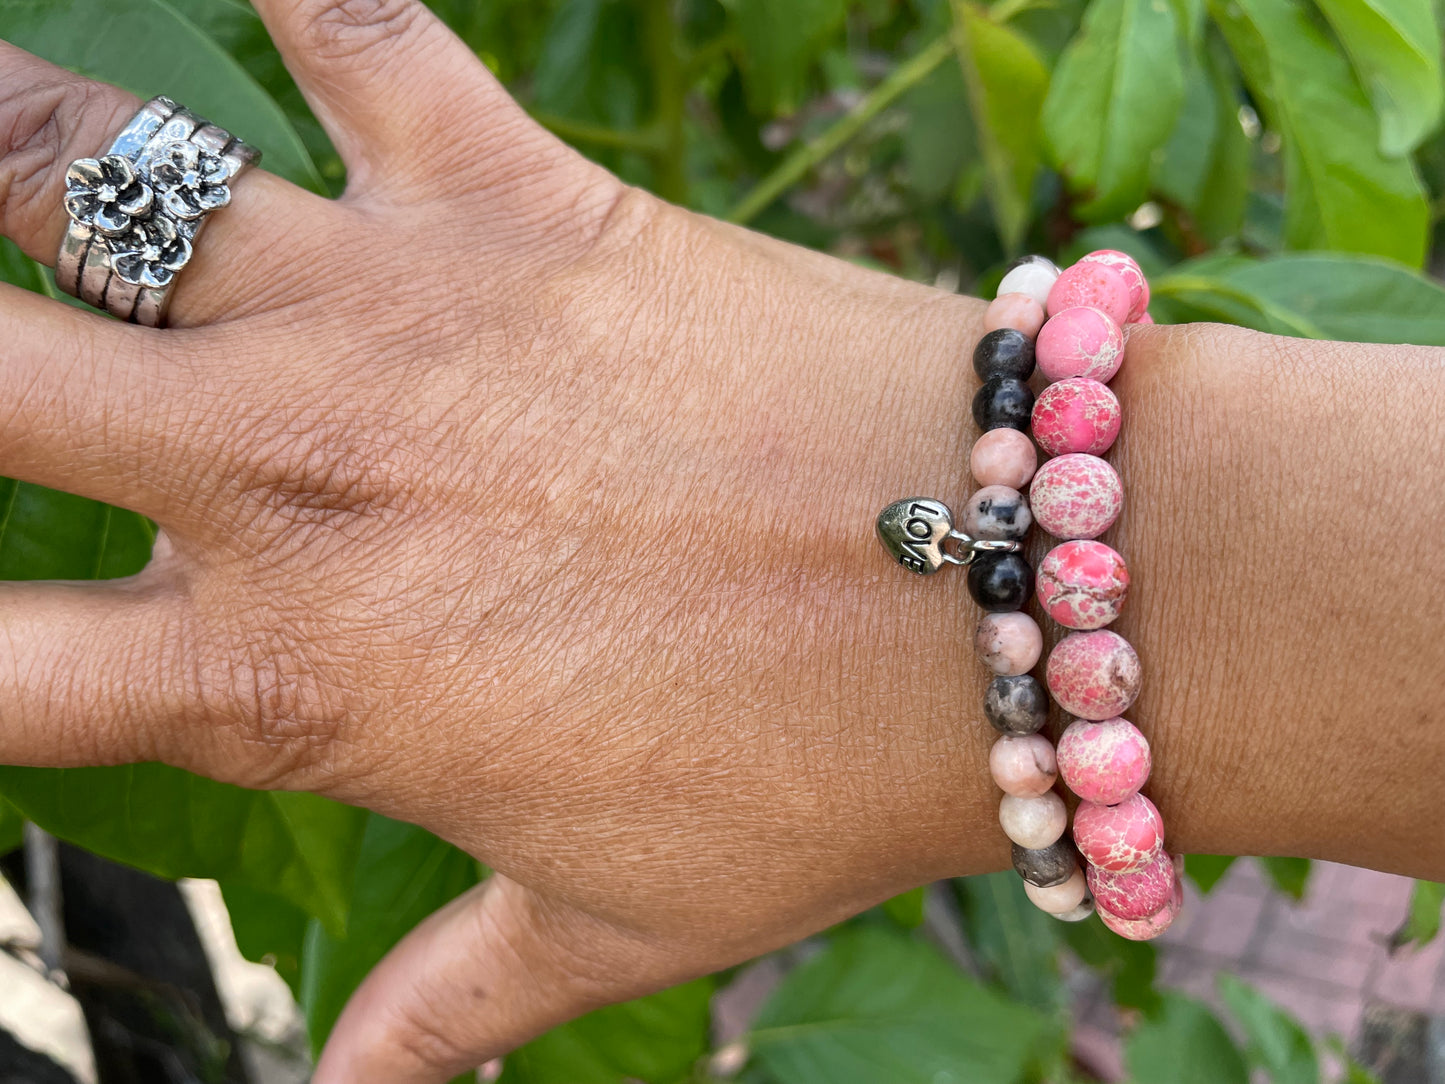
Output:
[{"xmin": 56, "ymin": 96, "xmax": 259, "ymax": 327}]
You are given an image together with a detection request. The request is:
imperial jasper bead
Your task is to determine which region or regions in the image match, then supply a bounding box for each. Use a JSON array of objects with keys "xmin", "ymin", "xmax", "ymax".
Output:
[
  {"xmin": 1011, "ymin": 838, "xmax": 1079, "ymax": 888},
  {"xmin": 1036, "ymin": 540, "xmax": 1130, "ymax": 630},
  {"xmin": 989, "ymin": 733, "xmax": 1058, "ymax": 798},
  {"xmin": 972, "ymin": 376, "xmax": 1035, "ymax": 432},
  {"xmin": 1047, "ymin": 261, "xmax": 1133, "ymax": 326},
  {"xmin": 1031, "ymin": 378, "xmax": 1121, "ymax": 457},
  {"xmin": 1086, "ymin": 850, "xmax": 1175, "ymax": 920},
  {"xmin": 963, "ymin": 485, "xmax": 1032, "ymax": 541},
  {"xmin": 1046, "ymin": 629, "xmax": 1142, "ymax": 720},
  {"xmin": 984, "ymin": 674, "xmax": 1049, "ymax": 735},
  {"xmin": 975, "ymin": 612, "xmax": 1043, "ymax": 676},
  {"xmin": 1097, "ymin": 876, "xmax": 1183, "ymax": 941},
  {"xmin": 1029, "ymin": 453, "xmax": 1123, "ymax": 540},
  {"xmin": 967, "ymin": 552, "xmax": 1034, "ymax": 613},
  {"xmin": 1035, "ymin": 306, "xmax": 1124, "ymax": 383},
  {"xmin": 1073, "ymin": 792, "xmax": 1164, "ymax": 873},
  {"xmin": 972, "ymin": 328, "xmax": 1036, "ymax": 382},
  {"xmin": 1024, "ymin": 867, "xmax": 1087, "ymax": 914},
  {"xmin": 1056, "ymin": 716, "xmax": 1151, "ymax": 805},
  {"xmin": 997, "ymin": 254, "xmax": 1060, "ymax": 309},
  {"xmin": 999, "ymin": 791, "xmax": 1068, "ymax": 850},
  {"xmin": 1077, "ymin": 249, "xmax": 1150, "ymax": 323},
  {"xmin": 984, "ymin": 293, "xmax": 1046, "ymax": 338},
  {"xmin": 970, "ymin": 427, "xmax": 1037, "ymax": 489}
]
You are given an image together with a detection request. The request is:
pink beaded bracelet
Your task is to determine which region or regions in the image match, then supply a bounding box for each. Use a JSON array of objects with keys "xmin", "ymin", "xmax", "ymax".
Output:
[{"xmin": 876, "ymin": 249, "xmax": 1183, "ymax": 940}]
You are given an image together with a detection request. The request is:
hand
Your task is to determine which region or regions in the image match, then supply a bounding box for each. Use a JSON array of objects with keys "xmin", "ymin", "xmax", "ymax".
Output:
[{"xmin": 2, "ymin": 3, "xmax": 1443, "ymax": 1082}]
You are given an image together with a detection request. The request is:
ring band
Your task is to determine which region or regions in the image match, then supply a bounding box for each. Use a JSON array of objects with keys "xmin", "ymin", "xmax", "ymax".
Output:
[{"xmin": 56, "ymin": 96, "xmax": 259, "ymax": 328}]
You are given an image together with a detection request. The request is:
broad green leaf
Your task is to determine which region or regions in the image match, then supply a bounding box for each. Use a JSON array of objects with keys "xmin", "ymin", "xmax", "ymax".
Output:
[
  {"xmin": 950, "ymin": 1, "xmax": 1050, "ymax": 251},
  {"xmin": 1041, "ymin": 0, "xmax": 1185, "ymax": 219},
  {"xmin": 721, "ymin": 0, "xmax": 849, "ymax": 115},
  {"xmin": 0, "ymin": 797, "xmax": 22, "ymax": 856},
  {"xmin": 1058, "ymin": 911, "xmax": 1160, "ymax": 1012},
  {"xmin": 300, "ymin": 813, "xmax": 480, "ymax": 1052},
  {"xmin": 902, "ymin": 54, "xmax": 976, "ymax": 202},
  {"xmin": 0, "ymin": 0, "xmax": 322, "ymax": 191},
  {"xmin": 1312, "ymin": 0, "xmax": 1442, "ymax": 155},
  {"xmin": 222, "ymin": 882, "xmax": 309, "ymax": 996},
  {"xmin": 1218, "ymin": 975, "xmax": 1320, "ymax": 1084},
  {"xmin": 1183, "ymin": 854, "xmax": 1238, "ymax": 894},
  {"xmin": 880, "ymin": 885, "xmax": 927, "ymax": 928},
  {"xmin": 953, "ymin": 873, "xmax": 1064, "ymax": 1011},
  {"xmin": 1153, "ymin": 252, "xmax": 1445, "ymax": 342},
  {"xmin": 1209, "ymin": 0, "xmax": 1429, "ymax": 266},
  {"xmin": 1259, "ymin": 856, "xmax": 1311, "ymax": 901},
  {"xmin": 1390, "ymin": 879, "xmax": 1445, "ymax": 949},
  {"xmin": 0, "ymin": 765, "xmax": 366, "ymax": 935},
  {"xmin": 499, "ymin": 979, "xmax": 715, "ymax": 1084},
  {"xmin": 748, "ymin": 926, "xmax": 1060, "ymax": 1084},
  {"xmin": 1125, "ymin": 993, "xmax": 1249, "ymax": 1084}
]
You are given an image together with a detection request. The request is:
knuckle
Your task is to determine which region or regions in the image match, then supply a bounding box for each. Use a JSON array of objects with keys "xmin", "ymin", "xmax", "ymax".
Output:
[{"xmin": 297, "ymin": 0, "xmax": 427, "ymax": 64}]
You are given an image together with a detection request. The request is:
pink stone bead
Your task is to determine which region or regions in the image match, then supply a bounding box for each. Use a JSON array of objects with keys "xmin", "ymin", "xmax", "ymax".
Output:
[
  {"xmin": 1047, "ymin": 262, "xmax": 1133, "ymax": 326},
  {"xmin": 1047, "ymin": 629, "xmax": 1142, "ymax": 720},
  {"xmin": 1134, "ymin": 311, "xmax": 1155, "ymax": 325},
  {"xmin": 1028, "ymin": 453, "xmax": 1123, "ymax": 540},
  {"xmin": 984, "ymin": 292, "xmax": 1046, "ymax": 338},
  {"xmin": 1056, "ymin": 716, "xmax": 1151, "ymax": 805},
  {"xmin": 999, "ymin": 791, "xmax": 1068, "ymax": 850},
  {"xmin": 1031, "ymin": 378, "xmax": 1121, "ymax": 457},
  {"xmin": 1098, "ymin": 874, "xmax": 1183, "ymax": 940},
  {"xmin": 1086, "ymin": 849, "xmax": 1174, "ymax": 919},
  {"xmin": 1073, "ymin": 792, "xmax": 1164, "ymax": 873},
  {"xmin": 970, "ymin": 427, "xmax": 1037, "ymax": 489},
  {"xmin": 1077, "ymin": 250, "xmax": 1150, "ymax": 323},
  {"xmin": 1035, "ymin": 306, "xmax": 1124, "ymax": 383},
  {"xmin": 1036, "ymin": 540, "xmax": 1130, "ymax": 630},
  {"xmin": 989, "ymin": 733, "xmax": 1058, "ymax": 798},
  {"xmin": 975, "ymin": 612, "xmax": 1044, "ymax": 676},
  {"xmin": 1024, "ymin": 867, "xmax": 1087, "ymax": 914}
]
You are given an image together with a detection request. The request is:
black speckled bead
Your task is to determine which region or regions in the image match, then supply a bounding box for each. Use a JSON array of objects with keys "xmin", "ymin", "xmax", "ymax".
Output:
[
  {"xmin": 967, "ymin": 552, "xmax": 1033, "ymax": 612},
  {"xmin": 972, "ymin": 376, "xmax": 1034, "ymax": 432},
  {"xmin": 972, "ymin": 329, "xmax": 1036, "ymax": 382},
  {"xmin": 1012, "ymin": 839, "xmax": 1079, "ymax": 888},
  {"xmin": 984, "ymin": 674, "xmax": 1049, "ymax": 735}
]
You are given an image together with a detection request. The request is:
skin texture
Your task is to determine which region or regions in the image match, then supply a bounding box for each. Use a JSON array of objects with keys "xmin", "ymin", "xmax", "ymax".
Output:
[{"xmin": 0, "ymin": 3, "xmax": 1442, "ymax": 1080}]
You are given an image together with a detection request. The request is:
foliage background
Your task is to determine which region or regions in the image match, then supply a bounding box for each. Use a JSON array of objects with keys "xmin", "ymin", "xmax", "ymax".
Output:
[{"xmin": 0, "ymin": 0, "xmax": 1443, "ymax": 1080}]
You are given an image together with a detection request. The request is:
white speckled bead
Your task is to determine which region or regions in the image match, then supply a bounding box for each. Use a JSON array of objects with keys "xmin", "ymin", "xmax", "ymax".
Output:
[
  {"xmin": 975, "ymin": 612, "xmax": 1043, "ymax": 676},
  {"xmin": 997, "ymin": 255, "xmax": 1061, "ymax": 309},
  {"xmin": 999, "ymin": 791, "xmax": 1068, "ymax": 849},
  {"xmin": 1023, "ymin": 866, "xmax": 1088, "ymax": 914},
  {"xmin": 1050, "ymin": 896, "xmax": 1097, "ymax": 922},
  {"xmin": 989, "ymin": 733, "xmax": 1058, "ymax": 797}
]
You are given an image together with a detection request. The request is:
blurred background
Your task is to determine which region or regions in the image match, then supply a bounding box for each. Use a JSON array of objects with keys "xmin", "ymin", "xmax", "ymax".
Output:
[{"xmin": 0, "ymin": 0, "xmax": 1443, "ymax": 1081}]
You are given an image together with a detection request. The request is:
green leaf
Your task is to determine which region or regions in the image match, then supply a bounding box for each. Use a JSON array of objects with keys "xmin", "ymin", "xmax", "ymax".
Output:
[
  {"xmin": 0, "ymin": 797, "xmax": 22, "ymax": 857},
  {"xmin": 1183, "ymin": 855, "xmax": 1238, "ymax": 894},
  {"xmin": 951, "ymin": 1, "xmax": 1050, "ymax": 251},
  {"xmin": 1208, "ymin": 0, "xmax": 1429, "ymax": 266},
  {"xmin": 1217, "ymin": 975, "xmax": 1320, "ymax": 1084},
  {"xmin": 300, "ymin": 813, "xmax": 480, "ymax": 1052},
  {"xmin": 1259, "ymin": 856, "xmax": 1311, "ymax": 901},
  {"xmin": 880, "ymin": 885, "xmax": 927, "ymax": 929},
  {"xmin": 1125, "ymin": 993, "xmax": 1249, "ymax": 1084},
  {"xmin": 0, "ymin": 765, "xmax": 366, "ymax": 935},
  {"xmin": 1153, "ymin": 252, "xmax": 1445, "ymax": 341},
  {"xmin": 1389, "ymin": 880, "xmax": 1445, "ymax": 949},
  {"xmin": 0, "ymin": 0, "xmax": 322, "ymax": 191},
  {"xmin": 499, "ymin": 979, "xmax": 715, "ymax": 1084},
  {"xmin": 1312, "ymin": 0, "xmax": 1442, "ymax": 155},
  {"xmin": 1058, "ymin": 911, "xmax": 1160, "ymax": 1012},
  {"xmin": 721, "ymin": 0, "xmax": 849, "ymax": 115},
  {"xmin": 748, "ymin": 926, "xmax": 1060, "ymax": 1084},
  {"xmin": 953, "ymin": 874, "xmax": 1064, "ymax": 1011},
  {"xmin": 902, "ymin": 50, "xmax": 976, "ymax": 203},
  {"xmin": 222, "ymin": 883, "xmax": 309, "ymax": 997},
  {"xmin": 1041, "ymin": 0, "xmax": 1186, "ymax": 220}
]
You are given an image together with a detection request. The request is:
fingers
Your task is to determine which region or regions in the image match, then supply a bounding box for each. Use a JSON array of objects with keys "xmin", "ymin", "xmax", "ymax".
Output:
[
  {"xmin": 313, "ymin": 876, "xmax": 688, "ymax": 1084},
  {"xmin": 248, "ymin": 0, "xmax": 533, "ymax": 196},
  {"xmin": 0, "ymin": 571, "xmax": 192, "ymax": 769}
]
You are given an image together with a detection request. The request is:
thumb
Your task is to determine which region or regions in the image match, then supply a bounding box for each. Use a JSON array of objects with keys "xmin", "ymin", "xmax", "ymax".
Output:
[{"xmin": 312, "ymin": 875, "xmax": 682, "ymax": 1084}]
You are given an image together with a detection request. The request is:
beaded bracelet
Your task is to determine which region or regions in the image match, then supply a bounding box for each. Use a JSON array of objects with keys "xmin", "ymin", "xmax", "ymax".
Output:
[{"xmin": 876, "ymin": 249, "xmax": 1183, "ymax": 940}]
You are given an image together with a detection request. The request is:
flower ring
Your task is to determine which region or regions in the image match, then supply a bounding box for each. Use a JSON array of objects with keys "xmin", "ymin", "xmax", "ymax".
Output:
[
  {"xmin": 151, "ymin": 139, "xmax": 234, "ymax": 220},
  {"xmin": 109, "ymin": 214, "xmax": 193, "ymax": 289},
  {"xmin": 63, "ymin": 155, "xmax": 154, "ymax": 236}
]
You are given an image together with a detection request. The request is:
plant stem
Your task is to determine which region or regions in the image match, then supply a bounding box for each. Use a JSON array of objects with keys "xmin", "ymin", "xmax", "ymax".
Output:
[
  {"xmin": 645, "ymin": 0, "xmax": 689, "ymax": 205},
  {"xmin": 533, "ymin": 113, "xmax": 665, "ymax": 153},
  {"xmin": 727, "ymin": 33, "xmax": 953, "ymax": 225}
]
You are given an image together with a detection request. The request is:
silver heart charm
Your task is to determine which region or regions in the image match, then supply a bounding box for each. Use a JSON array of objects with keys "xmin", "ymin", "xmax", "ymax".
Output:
[{"xmin": 876, "ymin": 497, "xmax": 1023, "ymax": 575}]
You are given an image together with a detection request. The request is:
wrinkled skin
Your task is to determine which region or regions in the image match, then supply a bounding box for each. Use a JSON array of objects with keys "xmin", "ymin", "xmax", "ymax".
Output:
[{"xmin": 0, "ymin": 3, "xmax": 1442, "ymax": 1081}]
